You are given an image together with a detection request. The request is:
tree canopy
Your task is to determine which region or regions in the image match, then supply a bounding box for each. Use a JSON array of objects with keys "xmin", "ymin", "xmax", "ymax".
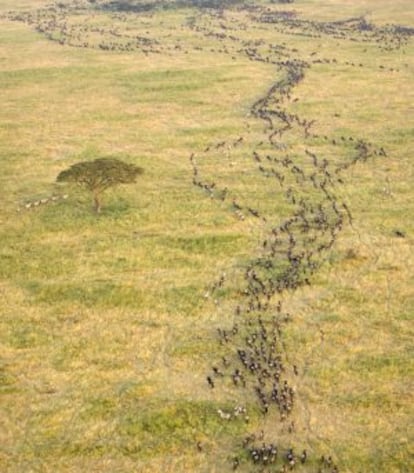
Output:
[{"xmin": 56, "ymin": 157, "xmax": 144, "ymax": 213}]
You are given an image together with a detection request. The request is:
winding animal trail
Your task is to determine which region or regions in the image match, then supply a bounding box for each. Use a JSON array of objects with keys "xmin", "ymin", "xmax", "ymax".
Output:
[{"xmin": 188, "ymin": 5, "xmax": 410, "ymax": 472}]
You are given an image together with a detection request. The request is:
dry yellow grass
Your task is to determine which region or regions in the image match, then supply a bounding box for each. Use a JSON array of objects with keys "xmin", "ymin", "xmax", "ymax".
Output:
[{"xmin": 1, "ymin": 1, "xmax": 413, "ymax": 472}]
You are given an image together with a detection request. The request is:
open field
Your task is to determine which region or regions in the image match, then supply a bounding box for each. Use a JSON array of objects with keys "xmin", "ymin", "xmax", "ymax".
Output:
[{"xmin": 0, "ymin": 1, "xmax": 413, "ymax": 472}]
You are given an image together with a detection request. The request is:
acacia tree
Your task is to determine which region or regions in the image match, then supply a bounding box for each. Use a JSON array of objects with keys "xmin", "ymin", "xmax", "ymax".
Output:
[{"xmin": 56, "ymin": 158, "xmax": 144, "ymax": 213}]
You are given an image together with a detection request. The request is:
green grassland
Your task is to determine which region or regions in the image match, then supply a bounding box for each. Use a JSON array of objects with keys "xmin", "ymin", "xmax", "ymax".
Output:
[{"xmin": 0, "ymin": 1, "xmax": 413, "ymax": 472}]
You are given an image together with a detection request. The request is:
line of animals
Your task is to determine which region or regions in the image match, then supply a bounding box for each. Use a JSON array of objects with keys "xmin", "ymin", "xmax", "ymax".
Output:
[
  {"xmin": 19, "ymin": 193, "xmax": 69, "ymax": 210},
  {"xmin": 3, "ymin": 0, "xmax": 412, "ymax": 63},
  {"xmin": 188, "ymin": 9, "xmax": 406, "ymax": 71},
  {"xmin": 187, "ymin": 4, "xmax": 401, "ymax": 472},
  {"xmin": 251, "ymin": 10, "xmax": 413, "ymax": 52}
]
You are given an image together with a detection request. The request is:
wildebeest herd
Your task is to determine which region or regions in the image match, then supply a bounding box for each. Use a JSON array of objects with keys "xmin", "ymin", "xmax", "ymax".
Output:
[
  {"xmin": 189, "ymin": 22, "xmax": 381, "ymax": 469},
  {"xmin": 3, "ymin": 0, "xmax": 412, "ymax": 60},
  {"xmin": 4, "ymin": 0, "xmax": 411, "ymax": 471},
  {"xmin": 187, "ymin": 4, "xmax": 408, "ymax": 472}
]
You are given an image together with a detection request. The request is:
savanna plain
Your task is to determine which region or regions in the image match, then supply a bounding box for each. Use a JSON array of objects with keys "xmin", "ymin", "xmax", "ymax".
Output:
[{"xmin": 0, "ymin": 1, "xmax": 413, "ymax": 472}]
